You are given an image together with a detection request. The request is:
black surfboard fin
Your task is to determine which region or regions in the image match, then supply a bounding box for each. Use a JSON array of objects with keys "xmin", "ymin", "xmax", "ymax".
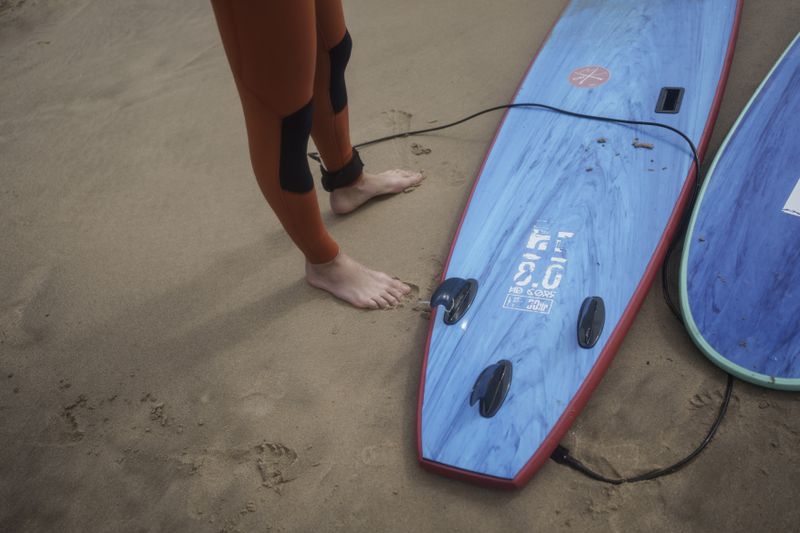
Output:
[
  {"xmin": 577, "ymin": 296, "xmax": 605, "ymax": 349},
  {"xmin": 430, "ymin": 277, "xmax": 478, "ymax": 325},
  {"xmin": 469, "ymin": 360, "xmax": 513, "ymax": 418}
]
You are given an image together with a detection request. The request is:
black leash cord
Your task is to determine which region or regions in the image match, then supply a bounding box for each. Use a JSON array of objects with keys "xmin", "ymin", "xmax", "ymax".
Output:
[
  {"xmin": 309, "ymin": 102, "xmax": 699, "ymax": 171},
  {"xmin": 552, "ymin": 374, "xmax": 733, "ymax": 484}
]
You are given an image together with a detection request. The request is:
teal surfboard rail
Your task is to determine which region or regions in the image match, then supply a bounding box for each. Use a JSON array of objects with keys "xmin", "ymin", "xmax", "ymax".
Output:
[{"xmin": 680, "ymin": 33, "xmax": 800, "ymax": 391}]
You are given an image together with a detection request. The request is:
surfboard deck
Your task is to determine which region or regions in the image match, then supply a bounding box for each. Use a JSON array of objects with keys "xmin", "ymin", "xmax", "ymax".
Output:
[
  {"xmin": 680, "ymin": 34, "xmax": 800, "ymax": 391},
  {"xmin": 417, "ymin": 0, "xmax": 742, "ymax": 488}
]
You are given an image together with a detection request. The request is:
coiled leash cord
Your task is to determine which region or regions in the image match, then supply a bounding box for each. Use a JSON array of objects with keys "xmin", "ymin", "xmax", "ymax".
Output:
[{"xmin": 309, "ymin": 101, "xmax": 734, "ymax": 483}]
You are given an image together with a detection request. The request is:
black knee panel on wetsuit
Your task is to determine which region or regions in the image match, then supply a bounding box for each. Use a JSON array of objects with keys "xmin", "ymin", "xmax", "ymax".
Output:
[
  {"xmin": 279, "ymin": 100, "xmax": 314, "ymax": 193},
  {"xmin": 328, "ymin": 31, "xmax": 352, "ymax": 114}
]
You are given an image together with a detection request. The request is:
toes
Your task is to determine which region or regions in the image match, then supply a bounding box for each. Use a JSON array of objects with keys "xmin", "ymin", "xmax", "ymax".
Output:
[
  {"xmin": 382, "ymin": 291, "xmax": 400, "ymax": 307},
  {"xmin": 391, "ymin": 278, "xmax": 411, "ymax": 294},
  {"xmin": 372, "ymin": 296, "xmax": 390, "ymax": 309},
  {"xmin": 387, "ymin": 286, "xmax": 405, "ymax": 301},
  {"xmin": 384, "ymin": 276, "xmax": 411, "ymax": 295},
  {"xmin": 360, "ymin": 297, "xmax": 380, "ymax": 309}
]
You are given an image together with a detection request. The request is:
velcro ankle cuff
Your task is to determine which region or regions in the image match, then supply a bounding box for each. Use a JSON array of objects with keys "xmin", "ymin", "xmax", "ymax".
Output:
[{"xmin": 320, "ymin": 148, "xmax": 363, "ymax": 192}]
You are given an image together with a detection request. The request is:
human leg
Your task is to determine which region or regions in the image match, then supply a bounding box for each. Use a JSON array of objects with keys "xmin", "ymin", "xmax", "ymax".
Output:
[
  {"xmin": 311, "ymin": 0, "xmax": 423, "ymax": 215},
  {"xmin": 211, "ymin": 0, "xmax": 410, "ymax": 308},
  {"xmin": 211, "ymin": 0, "xmax": 339, "ymax": 264}
]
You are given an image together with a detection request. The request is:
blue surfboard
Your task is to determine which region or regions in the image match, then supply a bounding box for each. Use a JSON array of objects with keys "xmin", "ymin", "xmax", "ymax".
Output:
[
  {"xmin": 417, "ymin": 0, "xmax": 742, "ymax": 488},
  {"xmin": 680, "ymin": 34, "xmax": 800, "ymax": 391}
]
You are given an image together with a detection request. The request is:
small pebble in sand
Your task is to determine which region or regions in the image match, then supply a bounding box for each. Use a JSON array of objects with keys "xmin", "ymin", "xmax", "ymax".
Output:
[
  {"xmin": 586, "ymin": 167, "xmax": 593, "ymax": 172},
  {"xmin": 596, "ymin": 137, "xmax": 607, "ymax": 144},
  {"xmin": 410, "ymin": 142, "xmax": 431, "ymax": 156}
]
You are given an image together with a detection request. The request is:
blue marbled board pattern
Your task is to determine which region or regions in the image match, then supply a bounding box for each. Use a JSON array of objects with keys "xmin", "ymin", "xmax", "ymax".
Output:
[
  {"xmin": 420, "ymin": 0, "xmax": 739, "ymax": 480},
  {"xmin": 682, "ymin": 34, "xmax": 800, "ymax": 389}
]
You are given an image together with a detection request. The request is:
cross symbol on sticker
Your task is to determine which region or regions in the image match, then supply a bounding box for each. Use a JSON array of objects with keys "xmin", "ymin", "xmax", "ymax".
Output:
[{"xmin": 569, "ymin": 66, "xmax": 611, "ymax": 88}]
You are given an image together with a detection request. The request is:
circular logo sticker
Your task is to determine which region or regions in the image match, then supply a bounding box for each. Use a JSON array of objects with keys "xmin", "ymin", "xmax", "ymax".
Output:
[{"xmin": 569, "ymin": 66, "xmax": 610, "ymax": 88}]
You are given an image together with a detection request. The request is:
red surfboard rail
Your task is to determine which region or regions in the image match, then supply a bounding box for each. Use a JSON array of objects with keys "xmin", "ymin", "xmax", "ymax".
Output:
[{"xmin": 416, "ymin": 0, "xmax": 744, "ymax": 489}]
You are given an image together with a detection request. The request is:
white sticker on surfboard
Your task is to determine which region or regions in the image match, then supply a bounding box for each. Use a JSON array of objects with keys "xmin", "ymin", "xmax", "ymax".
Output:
[
  {"xmin": 782, "ymin": 177, "xmax": 800, "ymax": 217},
  {"xmin": 504, "ymin": 223, "xmax": 574, "ymax": 314}
]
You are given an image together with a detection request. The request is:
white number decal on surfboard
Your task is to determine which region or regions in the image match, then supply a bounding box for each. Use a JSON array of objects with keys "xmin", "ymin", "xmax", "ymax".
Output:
[
  {"xmin": 783, "ymin": 177, "xmax": 800, "ymax": 217},
  {"xmin": 505, "ymin": 224, "xmax": 574, "ymax": 314}
]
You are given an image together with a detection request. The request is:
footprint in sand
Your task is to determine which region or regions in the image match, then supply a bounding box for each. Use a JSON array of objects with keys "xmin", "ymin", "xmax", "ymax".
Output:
[
  {"xmin": 380, "ymin": 109, "xmax": 415, "ymax": 165},
  {"xmin": 689, "ymin": 390, "xmax": 722, "ymax": 409},
  {"xmin": 61, "ymin": 394, "xmax": 89, "ymax": 442},
  {"xmin": 0, "ymin": 265, "xmax": 52, "ymax": 347},
  {"xmin": 182, "ymin": 439, "xmax": 304, "ymax": 516},
  {"xmin": 254, "ymin": 441, "xmax": 300, "ymax": 491},
  {"xmin": 445, "ymin": 168, "xmax": 467, "ymax": 187},
  {"xmin": 238, "ymin": 392, "xmax": 280, "ymax": 418},
  {"xmin": 236, "ymin": 371, "xmax": 288, "ymax": 418},
  {"xmin": 381, "ymin": 109, "xmax": 413, "ymax": 133},
  {"xmin": 360, "ymin": 442, "xmax": 399, "ymax": 466}
]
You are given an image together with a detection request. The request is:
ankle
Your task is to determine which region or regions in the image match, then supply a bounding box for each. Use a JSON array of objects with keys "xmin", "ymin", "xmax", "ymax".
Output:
[{"xmin": 334, "ymin": 173, "xmax": 367, "ymax": 194}]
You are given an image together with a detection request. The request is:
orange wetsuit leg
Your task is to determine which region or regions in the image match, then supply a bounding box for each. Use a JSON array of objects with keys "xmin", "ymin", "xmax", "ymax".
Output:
[
  {"xmin": 210, "ymin": 0, "xmax": 339, "ymax": 264},
  {"xmin": 311, "ymin": 0, "xmax": 363, "ymax": 186}
]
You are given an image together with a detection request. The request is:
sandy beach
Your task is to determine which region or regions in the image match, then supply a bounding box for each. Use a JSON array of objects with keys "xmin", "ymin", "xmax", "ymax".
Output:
[{"xmin": 2, "ymin": 0, "xmax": 799, "ymax": 531}]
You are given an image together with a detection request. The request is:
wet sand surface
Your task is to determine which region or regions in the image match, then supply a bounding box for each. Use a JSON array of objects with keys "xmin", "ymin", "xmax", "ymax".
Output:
[{"xmin": 1, "ymin": 1, "xmax": 799, "ymax": 531}]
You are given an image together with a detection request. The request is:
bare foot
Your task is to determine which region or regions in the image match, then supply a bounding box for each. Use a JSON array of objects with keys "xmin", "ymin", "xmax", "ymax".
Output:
[
  {"xmin": 329, "ymin": 169, "xmax": 423, "ymax": 215},
  {"xmin": 305, "ymin": 253, "xmax": 411, "ymax": 309}
]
